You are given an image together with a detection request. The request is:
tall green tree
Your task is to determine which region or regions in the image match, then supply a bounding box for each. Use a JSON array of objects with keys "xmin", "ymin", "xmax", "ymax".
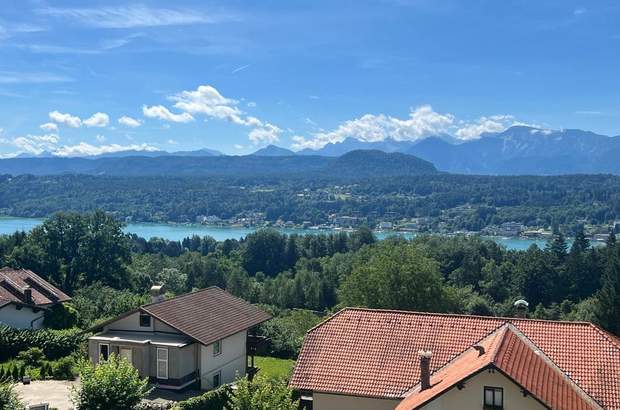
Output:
[
  {"xmin": 242, "ymin": 229, "xmax": 286, "ymax": 276},
  {"xmin": 339, "ymin": 242, "xmax": 446, "ymax": 311},
  {"xmin": 596, "ymin": 244, "xmax": 620, "ymax": 335}
]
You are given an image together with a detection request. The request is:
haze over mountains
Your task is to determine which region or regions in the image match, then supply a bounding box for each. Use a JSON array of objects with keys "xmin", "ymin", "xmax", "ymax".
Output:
[{"xmin": 4, "ymin": 126, "xmax": 620, "ymax": 175}]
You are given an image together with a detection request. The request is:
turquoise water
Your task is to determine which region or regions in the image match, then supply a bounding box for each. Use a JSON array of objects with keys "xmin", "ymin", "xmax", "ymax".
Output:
[{"xmin": 0, "ymin": 216, "xmax": 548, "ymax": 251}]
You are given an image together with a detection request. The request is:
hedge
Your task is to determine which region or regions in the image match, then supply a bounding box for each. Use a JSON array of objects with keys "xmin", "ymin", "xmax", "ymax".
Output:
[
  {"xmin": 0, "ymin": 325, "xmax": 84, "ymax": 361},
  {"xmin": 174, "ymin": 386, "xmax": 231, "ymax": 410}
]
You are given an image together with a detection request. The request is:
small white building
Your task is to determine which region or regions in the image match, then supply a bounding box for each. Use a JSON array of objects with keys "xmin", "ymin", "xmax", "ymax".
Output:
[
  {"xmin": 0, "ymin": 267, "xmax": 71, "ymax": 330},
  {"xmin": 88, "ymin": 286, "xmax": 271, "ymax": 390}
]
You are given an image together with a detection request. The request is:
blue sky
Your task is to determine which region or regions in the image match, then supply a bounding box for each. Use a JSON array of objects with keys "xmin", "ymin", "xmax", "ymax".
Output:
[{"xmin": 0, "ymin": 0, "xmax": 619, "ymax": 156}]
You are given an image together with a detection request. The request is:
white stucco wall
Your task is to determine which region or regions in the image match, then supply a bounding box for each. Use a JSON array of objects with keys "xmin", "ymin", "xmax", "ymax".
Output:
[
  {"xmin": 418, "ymin": 369, "xmax": 546, "ymax": 410},
  {"xmin": 0, "ymin": 303, "xmax": 45, "ymax": 329},
  {"xmin": 200, "ymin": 330, "xmax": 247, "ymax": 389},
  {"xmin": 103, "ymin": 312, "xmax": 180, "ymax": 334},
  {"xmin": 312, "ymin": 393, "xmax": 400, "ymax": 410}
]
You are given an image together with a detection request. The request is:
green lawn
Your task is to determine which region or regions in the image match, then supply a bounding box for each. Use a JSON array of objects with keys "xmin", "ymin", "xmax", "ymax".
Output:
[{"xmin": 254, "ymin": 356, "xmax": 296, "ymax": 379}]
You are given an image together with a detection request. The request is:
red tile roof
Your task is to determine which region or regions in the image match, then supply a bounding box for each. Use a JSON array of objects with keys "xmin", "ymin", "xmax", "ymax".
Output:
[
  {"xmin": 140, "ymin": 286, "xmax": 272, "ymax": 346},
  {"xmin": 396, "ymin": 324, "xmax": 602, "ymax": 410},
  {"xmin": 0, "ymin": 267, "xmax": 70, "ymax": 307},
  {"xmin": 289, "ymin": 309, "xmax": 620, "ymax": 409}
]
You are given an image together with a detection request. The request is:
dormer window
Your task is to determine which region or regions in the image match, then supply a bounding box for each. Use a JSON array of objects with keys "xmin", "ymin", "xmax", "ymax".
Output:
[
  {"xmin": 484, "ymin": 386, "xmax": 503, "ymax": 409},
  {"xmin": 139, "ymin": 313, "xmax": 151, "ymax": 327}
]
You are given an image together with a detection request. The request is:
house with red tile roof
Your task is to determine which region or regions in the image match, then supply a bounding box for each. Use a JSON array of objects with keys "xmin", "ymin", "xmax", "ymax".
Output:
[
  {"xmin": 290, "ymin": 308, "xmax": 620, "ymax": 410},
  {"xmin": 88, "ymin": 286, "xmax": 271, "ymax": 391},
  {"xmin": 0, "ymin": 267, "xmax": 71, "ymax": 329}
]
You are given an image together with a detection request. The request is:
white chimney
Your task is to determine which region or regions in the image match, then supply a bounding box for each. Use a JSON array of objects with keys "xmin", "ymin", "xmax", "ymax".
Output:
[{"xmin": 150, "ymin": 285, "xmax": 165, "ymax": 303}]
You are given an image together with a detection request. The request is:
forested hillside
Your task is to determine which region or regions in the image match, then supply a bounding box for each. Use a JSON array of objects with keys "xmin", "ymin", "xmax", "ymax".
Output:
[{"xmin": 1, "ymin": 173, "xmax": 619, "ymax": 231}]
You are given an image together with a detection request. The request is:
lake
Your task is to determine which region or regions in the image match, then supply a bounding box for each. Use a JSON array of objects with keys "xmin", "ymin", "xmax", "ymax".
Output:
[{"xmin": 0, "ymin": 216, "xmax": 549, "ymax": 251}]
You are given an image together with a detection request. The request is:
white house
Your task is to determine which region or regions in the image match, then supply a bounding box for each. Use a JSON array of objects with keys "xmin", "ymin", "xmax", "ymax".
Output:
[
  {"xmin": 88, "ymin": 286, "xmax": 271, "ymax": 390},
  {"xmin": 0, "ymin": 267, "xmax": 71, "ymax": 330}
]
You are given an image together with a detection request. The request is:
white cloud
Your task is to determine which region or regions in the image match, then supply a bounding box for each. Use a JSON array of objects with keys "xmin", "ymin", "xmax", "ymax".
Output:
[
  {"xmin": 247, "ymin": 101, "xmax": 257, "ymax": 108},
  {"xmin": 292, "ymin": 105, "xmax": 455, "ymax": 150},
  {"xmin": 83, "ymin": 112, "xmax": 110, "ymax": 128},
  {"xmin": 118, "ymin": 115, "xmax": 142, "ymax": 128},
  {"xmin": 49, "ymin": 110, "xmax": 82, "ymax": 128},
  {"xmin": 38, "ymin": 5, "xmax": 219, "ymax": 29},
  {"xmin": 95, "ymin": 135, "xmax": 106, "ymax": 142},
  {"xmin": 168, "ymin": 84, "xmax": 282, "ymax": 144},
  {"xmin": 10, "ymin": 133, "xmax": 60, "ymax": 155},
  {"xmin": 142, "ymin": 105, "xmax": 194, "ymax": 123},
  {"xmin": 234, "ymin": 144, "xmax": 244, "ymax": 150},
  {"xmin": 0, "ymin": 71, "xmax": 72, "ymax": 84},
  {"xmin": 167, "ymin": 139, "xmax": 178, "ymax": 145},
  {"xmin": 249, "ymin": 123, "xmax": 282, "ymax": 144},
  {"xmin": 40, "ymin": 122, "xmax": 59, "ymax": 132},
  {"xmin": 53, "ymin": 142, "xmax": 158, "ymax": 157},
  {"xmin": 454, "ymin": 115, "xmax": 515, "ymax": 140}
]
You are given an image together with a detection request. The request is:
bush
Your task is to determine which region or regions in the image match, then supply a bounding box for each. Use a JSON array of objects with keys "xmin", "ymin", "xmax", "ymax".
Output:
[
  {"xmin": 71, "ymin": 354, "xmax": 151, "ymax": 410},
  {"xmin": 258, "ymin": 308, "xmax": 323, "ymax": 358},
  {"xmin": 17, "ymin": 347, "xmax": 45, "ymax": 367},
  {"xmin": 44, "ymin": 303, "xmax": 78, "ymax": 329},
  {"xmin": 0, "ymin": 326, "xmax": 83, "ymax": 361},
  {"xmin": 174, "ymin": 386, "xmax": 230, "ymax": 410},
  {"xmin": 228, "ymin": 376, "xmax": 299, "ymax": 410},
  {"xmin": 51, "ymin": 356, "xmax": 76, "ymax": 380},
  {"xmin": 0, "ymin": 380, "xmax": 25, "ymax": 410}
]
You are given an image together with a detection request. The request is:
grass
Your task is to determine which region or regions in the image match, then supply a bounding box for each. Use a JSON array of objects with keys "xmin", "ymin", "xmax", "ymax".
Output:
[{"xmin": 254, "ymin": 356, "xmax": 296, "ymax": 379}]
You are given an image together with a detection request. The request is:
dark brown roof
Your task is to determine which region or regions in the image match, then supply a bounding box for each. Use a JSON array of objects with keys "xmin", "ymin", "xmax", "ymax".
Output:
[
  {"xmin": 140, "ymin": 287, "xmax": 271, "ymax": 346},
  {"xmin": 290, "ymin": 308, "xmax": 620, "ymax": 409},
  {"xmin": 0, "ymin": 267, "xmax": 71, "ymax": 308},
  {"xmin": 396, "ymin": 324, "xmax": 601, "ymax": 410}
]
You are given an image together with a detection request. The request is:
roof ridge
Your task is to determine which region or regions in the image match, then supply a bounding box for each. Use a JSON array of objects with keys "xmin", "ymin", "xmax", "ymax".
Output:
[
  {"xmin": 499, "ymin": 324, "xmax": 604, "ymax": 409},
  {"xmin": 141, "ymin": 285, "xmax": 220, "ymax": 308},
  {"xmin": 306, "ymin": 308, "xmax": 349, "ymax": 334},
  {"xmin": 586, "ymin": 322, "xmax": 620, "ymax": 352},
  {"xmin": 339, "ymin": 307, "xmax": 595, "ymax": 326}
]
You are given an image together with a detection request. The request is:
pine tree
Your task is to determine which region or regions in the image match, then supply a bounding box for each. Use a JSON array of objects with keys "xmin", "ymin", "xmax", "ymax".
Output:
[
  {"xmin": 596, "ymin": 246, "xmax": 620, "ymax": 335},
  {"xmin": 547, "ymin": 233, "xmax": 568, "ymax": 263}
]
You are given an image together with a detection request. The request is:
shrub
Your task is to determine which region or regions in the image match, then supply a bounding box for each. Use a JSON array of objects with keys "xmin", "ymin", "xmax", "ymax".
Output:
[
  {"xmin": 0, "ymin": 380, "xmax": 25, "ymax": 410},
  {"xmin": 17, "ymin": 347, "xmax": 45, "ymax": 367},
  {"xmin": 228, "ymin": 376, "xmax": 299, "ymax": 410},
  {"xmin": 52, "ymin": 356, "xmax": 75, "ymax": 380},
  {"xmin": 44, "ymin": 303, "xmax": 78, "ymax": 329},
  {"xmin": 0, "ymin": 326, "xmax": 83, "ymax": 361},
  {"xmin": 174, "ymin": 386, "xmax": 230, "ymax": 410},
  {"xmin": 71, "ymin": 354, "xmax": 151, "ymax": 410}
]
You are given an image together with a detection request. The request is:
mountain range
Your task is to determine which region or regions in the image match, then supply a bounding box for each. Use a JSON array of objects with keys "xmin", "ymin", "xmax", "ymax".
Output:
[
  {"xmin": 5, "ymin": 126, "xmax": 620, "ymax": 175},
  {"xmin": 268, "ymin": 126, "xmax": 620, "ymax": 175},
  {"xmin": 0, "ymin": 150, "xmax": 437, "ymax": 178}
]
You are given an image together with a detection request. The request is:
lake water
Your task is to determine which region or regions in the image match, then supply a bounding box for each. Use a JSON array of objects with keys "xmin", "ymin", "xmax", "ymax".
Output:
[{"xmin": 0, "ymin": 216, "xmax": 549, "ymax": 251}]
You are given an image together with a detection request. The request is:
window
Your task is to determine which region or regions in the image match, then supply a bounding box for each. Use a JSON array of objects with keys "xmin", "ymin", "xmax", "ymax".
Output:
[
  {"xmin": 157, "ymin": 348, "xmax": 168, "ymax": 379},
  {"xmin": 98, "ymin": 343, "xmax": 110, "ymax": 361},
  {"xmin": 139, "ymin": 313, "xmax": 151, "ymax": 327},
  {"xmin": 213, "ymin": 340, "xmax": 222, "ymax": 356},
  {"xmin": 484, "ymin": 386, "xmax": 503, "ymax": 409},
  {"xmin": 213, "ymin": 371, "xmax": 221, "ymax": 388},
  {"xmin": 120, "ymin": 347, "xmax": 133, "ymax": 366}
]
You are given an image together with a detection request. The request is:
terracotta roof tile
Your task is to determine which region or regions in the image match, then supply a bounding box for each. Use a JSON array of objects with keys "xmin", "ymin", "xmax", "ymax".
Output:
[
  {"xmin": 290, "ymin": 309, "xmax": 620, "ymax": 409},
  {"xmin": 141, "ymin": 286, "xmax": 271, "ymax": 346},
  {"xmin": 397, "ymin": 324, "xmax": 602, "ymax": 410},
  {"xmin": 0, "ymin": 267, "xmax": 71, "ymax": 307}
]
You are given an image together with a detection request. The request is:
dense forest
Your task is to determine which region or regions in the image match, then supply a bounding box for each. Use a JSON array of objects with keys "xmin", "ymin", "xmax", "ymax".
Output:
[
  {"xmin": 1, "ymin": 211, "xmax": 618, "ymax": 360},
  {"xmin": 1, "ymin": 173, "xmax": 619, "ymax": 231}
]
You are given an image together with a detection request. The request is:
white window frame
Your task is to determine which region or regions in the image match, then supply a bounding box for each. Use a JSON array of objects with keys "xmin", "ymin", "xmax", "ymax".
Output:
[
  {"xmin": 156, "ymin": 347, "xmax": 169, "ymax": 380},
  {"xmin": 213, "ymin": 340, "xmax": 222, "ymax": 356},
  {"xmin": 98, "ymin": 343, "xmax": 110, "ymax": 361}
]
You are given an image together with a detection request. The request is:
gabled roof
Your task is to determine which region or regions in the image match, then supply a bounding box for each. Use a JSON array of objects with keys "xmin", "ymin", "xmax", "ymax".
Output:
[
  {"xmin": 396, "ymin": 324, "xmax": 602, "ymax": 410},
  {"xmin": 0, "ymin": 267, "xmax": 70, "ymax": 307},
  {"xmin": 289, "ymin": 308, "xmax": 620, "ymax": 409},
  {"xmin": 139, "ymin": 287, "xmax": 271, "ymax": 346}
]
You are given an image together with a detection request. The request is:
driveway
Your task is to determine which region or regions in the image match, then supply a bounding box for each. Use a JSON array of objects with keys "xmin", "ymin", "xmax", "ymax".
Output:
[{"xmin": 16, "ymin": 380, "xmax": 78, "ymax": 410}]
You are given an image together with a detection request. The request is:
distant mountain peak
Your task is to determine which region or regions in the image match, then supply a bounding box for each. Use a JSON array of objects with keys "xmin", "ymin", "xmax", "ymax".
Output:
[{"xmin": 251, "ymin": 145, "xmax": 296, "ymax": 157}]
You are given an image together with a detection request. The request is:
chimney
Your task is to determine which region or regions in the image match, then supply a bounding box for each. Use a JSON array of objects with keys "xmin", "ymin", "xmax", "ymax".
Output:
[
  {"xmin": 418, "ymin": 350, "xmax": 432, "ymax": 390},
  {"xmin": 514, "ymin": 299, "xmax": 529, "ymax": 318},
  {"xmin": 23, "ymin": 286, "xmax": 33, "ymax": 305},
  {"xmin": 150, "ymin": 285, "xmax": 165, "ymax": 304}
]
